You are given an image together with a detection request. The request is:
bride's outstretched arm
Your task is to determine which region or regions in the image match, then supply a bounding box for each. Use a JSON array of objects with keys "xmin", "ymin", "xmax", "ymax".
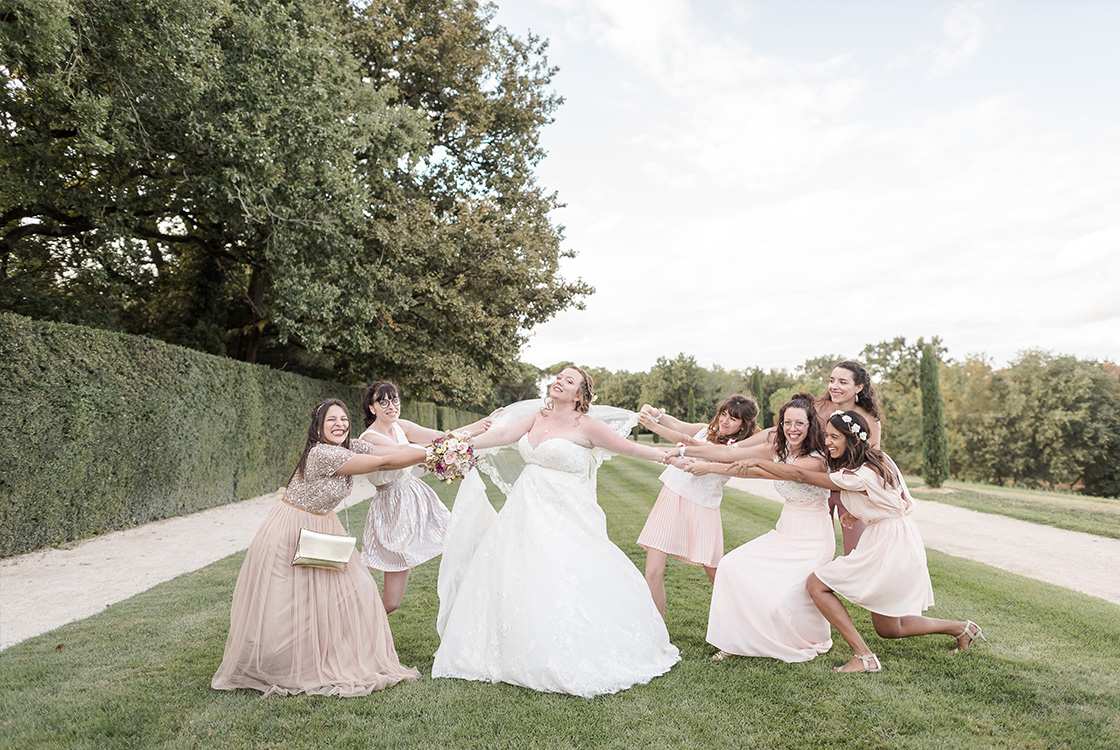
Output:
[
  {"xmin": 582, "ymin": 418, "xmax": 669, "ymax": 464},
  {"xmin": 469, "ymin": 414, "xmax": 535, "ymax": 450}
]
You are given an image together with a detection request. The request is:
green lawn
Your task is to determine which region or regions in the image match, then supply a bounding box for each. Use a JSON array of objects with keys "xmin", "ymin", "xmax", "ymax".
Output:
[
  {"xmin": 2, "ymin": 457, "xmax": 1118, "ymax": 748},
  {"xmin": 906, "ymin": 476, "xmax": 1120, "ymax": 540}
]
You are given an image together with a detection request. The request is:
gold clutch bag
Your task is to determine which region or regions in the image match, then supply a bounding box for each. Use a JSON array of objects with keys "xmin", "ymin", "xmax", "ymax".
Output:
[{"xmin": 291, "ymin": 528, "xmax": 356, "ymax": 571}]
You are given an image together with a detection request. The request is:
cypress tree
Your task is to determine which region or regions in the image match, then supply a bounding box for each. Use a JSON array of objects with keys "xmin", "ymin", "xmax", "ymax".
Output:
[
  {"xmin": 751, "ymin": 369, "xmax": 766, "ymax": 426},
  {"xmin": 920, "ymin": 344, "xmax": 951, "ymax": 488}
]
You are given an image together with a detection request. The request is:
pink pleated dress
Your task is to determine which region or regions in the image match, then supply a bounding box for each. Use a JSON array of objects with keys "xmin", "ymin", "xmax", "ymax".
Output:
[
  {"xmin": 706, "ymin": 454, "xmax": 835, "ymax": 662},
  {"xmin": 813, "ymin": 461, "xmax": 935, "ymax": 617},
  {"xmin": 212, "ymin": 442, "xmax": 420, "ymax": 697},
  {"xmin": 637, "ymin": 430, "xmax": 728, "ymax": 568}
]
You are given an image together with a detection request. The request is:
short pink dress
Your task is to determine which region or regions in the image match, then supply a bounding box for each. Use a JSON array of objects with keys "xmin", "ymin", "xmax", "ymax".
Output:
[
  {"xmin": 706, "ymin": 453, "xmax": 834, "ymax": 662},
  {"xmin": 212, "ymin": 441, "xmax": 420, "ymax": 697},
  {"xmin": 637, "ymin": 429, "xmax": 728, "ymax": 568},
  {"xmin": 813, "ymin": 460, "xmax": 935, "ymax": 617},
  {"xmin": 360, "ymin": 423, "xmax": 450, "ymax": 572}
]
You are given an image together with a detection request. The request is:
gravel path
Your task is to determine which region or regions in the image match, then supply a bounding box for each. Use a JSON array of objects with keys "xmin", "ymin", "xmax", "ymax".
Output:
[
  {"xmin": 3, "ymin": 476, "xmax": 1118, "ymax": 651},
  {"xmin": 727, "ymin": 478, "xmax": 1120, "ymax": 605}
]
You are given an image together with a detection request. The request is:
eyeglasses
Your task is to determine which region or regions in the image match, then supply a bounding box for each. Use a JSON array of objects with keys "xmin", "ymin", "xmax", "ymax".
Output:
[
  {"xmin": 376, "ymin": 397, "xmax": 401, "ymax": 408},
  {"xmin": 782, "ymin": 420, "xmax": 809, "ymax": 428}
]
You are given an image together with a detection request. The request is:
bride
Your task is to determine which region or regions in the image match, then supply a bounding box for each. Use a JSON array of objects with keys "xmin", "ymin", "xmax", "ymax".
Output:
[{"xmin": 431, "ymin": 366, "xmax": 681, "ymax": 697}]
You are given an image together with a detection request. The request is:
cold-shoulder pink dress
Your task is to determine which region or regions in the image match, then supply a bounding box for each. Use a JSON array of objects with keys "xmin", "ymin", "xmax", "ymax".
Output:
[
  {"xmin": 813, "ymin": 461, "xmax": 935, "ymax": 617},
  {"xmin": 212, "ymin": 441, "xmax": 420, "ymax": 697}
]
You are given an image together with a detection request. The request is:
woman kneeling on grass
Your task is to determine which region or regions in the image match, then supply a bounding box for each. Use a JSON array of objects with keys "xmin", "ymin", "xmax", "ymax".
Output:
[
  {"xmin": 212, "ymin": 399, "xmax": 425, "ymax": 697},
  {"xmin": 729, "ymin": 410, "xmax": 984, "ymax": 673}
]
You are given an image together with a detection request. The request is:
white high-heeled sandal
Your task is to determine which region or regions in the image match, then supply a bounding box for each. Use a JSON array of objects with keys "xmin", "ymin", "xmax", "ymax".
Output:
[
  {"xmin": 833, "ymin": 653, "xmax": 881, "ymax": 673},
  {"xmin": 953, "ymin": 620, "xmax": 986, "ymax": 653}
]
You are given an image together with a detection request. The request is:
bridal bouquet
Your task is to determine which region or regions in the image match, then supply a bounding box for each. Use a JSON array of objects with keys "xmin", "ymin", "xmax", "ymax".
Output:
[{"xmin": 426, "ymin": 433, "xmax": 476, "ymax": 483}]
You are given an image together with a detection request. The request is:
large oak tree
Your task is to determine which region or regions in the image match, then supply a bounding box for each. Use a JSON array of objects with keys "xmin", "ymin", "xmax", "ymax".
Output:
[{"xmin": 1, "ymin": 0, "xmax": 589, "ymax": 404}]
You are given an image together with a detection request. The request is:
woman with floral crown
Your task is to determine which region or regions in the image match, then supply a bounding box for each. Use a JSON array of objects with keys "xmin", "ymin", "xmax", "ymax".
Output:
[
  {"xmin": 432, "ymin": 366, "xmax": 681, "ymax": 697},
  {"xmin": 728, "ymin": 410, "xmax": 983, "ymax": 673},
  {"xmin": 673, "ymin": 360, "xmax": 883, "ymax": 555}
]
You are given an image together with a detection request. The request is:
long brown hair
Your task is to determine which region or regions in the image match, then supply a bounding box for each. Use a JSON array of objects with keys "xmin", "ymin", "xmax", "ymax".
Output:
[
  {"xmin": 773, "ymin": 392, "xmax": 825, "ymax": 461},
  {"xmin": 825, "ymin": 410, "xmax": 897, "ymax": 487},
  {"xmin": 293, "ymin": 399, "xmax": 352, "ymax": 480},
  {"xmin": 705, "ymin": 394, "xmax": 759, "ymax": 445}
]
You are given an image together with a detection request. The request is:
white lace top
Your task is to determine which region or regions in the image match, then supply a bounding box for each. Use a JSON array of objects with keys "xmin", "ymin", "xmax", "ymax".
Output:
[{"xmin": 773, "ymin": 451, "xmax": 830, "ymax": 504}]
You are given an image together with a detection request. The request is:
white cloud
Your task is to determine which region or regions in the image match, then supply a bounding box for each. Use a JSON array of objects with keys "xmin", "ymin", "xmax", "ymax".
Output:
[
  {"xmin": 928, "ymin": 2, "xmax": 985, "ymax": 78},
  {"xmin": 500, "ymin": 0, "xmax": 1120, "ymax": 372}
]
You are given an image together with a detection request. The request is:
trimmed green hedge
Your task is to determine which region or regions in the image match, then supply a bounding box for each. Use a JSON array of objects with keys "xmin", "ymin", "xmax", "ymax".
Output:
[{"xmin": 0, "ymin": 313, "xmax": 478, "ymax": 558}]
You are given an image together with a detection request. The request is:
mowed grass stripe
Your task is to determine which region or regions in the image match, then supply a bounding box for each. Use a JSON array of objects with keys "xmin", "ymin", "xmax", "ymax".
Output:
[{"xmin": 1, "ymin": 457, "xmax": 1118, "ymax": 749}]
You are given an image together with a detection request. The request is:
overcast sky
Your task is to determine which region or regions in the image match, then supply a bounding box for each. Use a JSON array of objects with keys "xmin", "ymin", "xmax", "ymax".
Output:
[{"xmin": 489, "ymin": 0, "xmax": 1120, "ymax": 374}]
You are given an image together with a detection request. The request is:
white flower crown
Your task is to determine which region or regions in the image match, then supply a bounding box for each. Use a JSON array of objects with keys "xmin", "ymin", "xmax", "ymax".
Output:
[{"xmin": 831, "ymin": 410, "xmax": 868, "ymax": 442}]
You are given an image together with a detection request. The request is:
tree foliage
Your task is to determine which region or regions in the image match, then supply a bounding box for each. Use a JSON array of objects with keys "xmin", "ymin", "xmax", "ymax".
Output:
[
  {"xmin": 573, "ymin": 345, "xmax": 1120, "ymax": 498},
  {"xmin": 1, "ymin": 0, "xmax": 589, "ymax": 405}
]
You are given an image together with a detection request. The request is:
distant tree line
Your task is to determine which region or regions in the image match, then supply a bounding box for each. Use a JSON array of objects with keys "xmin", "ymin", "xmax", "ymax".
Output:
[
  {"xmin": 1, "ymin": 0, "xmax": 589, "ymax": 405},
  {"xmin": 539, "ymin": 341, "xmax": 1119, "ymax": 498}
]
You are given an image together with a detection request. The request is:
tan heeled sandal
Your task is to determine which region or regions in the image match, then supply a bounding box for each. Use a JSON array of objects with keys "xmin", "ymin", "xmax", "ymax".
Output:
[
  {"xmin": 953, "ymin": 620, "xmax": 986, "ymax": 653},
  {"xmin": 711, "ymin": 650, "xmax": 733, "ymax": 661},
  {"xmin": 833, "ymin": 653, "xmax": 881, "ymax": 673}
]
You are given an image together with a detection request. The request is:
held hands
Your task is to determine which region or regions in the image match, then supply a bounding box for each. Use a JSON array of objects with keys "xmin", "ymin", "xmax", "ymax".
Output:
[
  {"xmin": 727, "ymin": 458, "xmax": 760, "ymax": 478},
  {"xmin": 663, "ymin": 456, "xmax": 695, "ymax": 470},
  {"xmin": 686, "ymin": 461, "xmax": 716, "ymax": 476},
  {"xmin": 839, "ymin": 512, "xmax": 860, "ymax": 530},
  {"xmin": 637, "ymin": 411, "xmax": 658, "ymax": 429}
]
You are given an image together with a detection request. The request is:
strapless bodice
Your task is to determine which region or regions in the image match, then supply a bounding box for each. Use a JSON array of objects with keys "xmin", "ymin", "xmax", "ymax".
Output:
[{"xmin": 518, "ymin": 435, "xmax": 593, "ymax": 475}]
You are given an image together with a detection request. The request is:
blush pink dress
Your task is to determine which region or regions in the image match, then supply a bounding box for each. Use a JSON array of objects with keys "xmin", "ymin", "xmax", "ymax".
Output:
[
  {"xmin": 813, "ymin": 460, "xmax": 935, "ymax": 617},
  {"xmin": 706, "ymin": 453, "xmax": 835, "ymax": 662},
  {"xmin": 636, "ymin": 429, "xmax": 728, "ymax": 568},
  {"xmin": 212, "ymin": 441, "xmax": 420, "ymax": 697}
]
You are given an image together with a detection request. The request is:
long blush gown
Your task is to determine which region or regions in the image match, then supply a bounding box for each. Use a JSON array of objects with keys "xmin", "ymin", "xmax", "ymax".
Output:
[
  {"xmin": 813, "ymin": 459, "xmax": 935, "ymax": 617},
  {"xmin": 432, "ymin": 435, "xmax": 680, "ymax": 697},
  {"xmin": 212, "ymin": 442, "xmax": 419, "ymax": 697},
  {"xmin": 706, "ymin": 454, "xmax": 835, "ymax": 662}
]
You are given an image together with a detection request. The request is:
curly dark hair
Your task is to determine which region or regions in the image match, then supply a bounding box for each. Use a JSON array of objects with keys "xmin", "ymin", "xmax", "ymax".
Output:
[
  {"xmin": 830, "ymin": 360, "xmax": 883, "ymax": 421},
  {"xmin": 773, "ymin": 392, "xmax": 826, "ymax": 462}
]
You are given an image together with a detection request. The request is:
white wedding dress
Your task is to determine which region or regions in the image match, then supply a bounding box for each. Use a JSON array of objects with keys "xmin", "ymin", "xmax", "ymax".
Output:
[{"xmin": 432, "ymin": 418, "xmax": 680, "ymax": 698}]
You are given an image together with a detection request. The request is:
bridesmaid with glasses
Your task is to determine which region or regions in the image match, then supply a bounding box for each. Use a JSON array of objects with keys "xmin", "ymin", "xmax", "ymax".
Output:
[
  {"xmin": 358, "ymin": 381, "xmax": 497, "ymax": 613},
  {"xmin": 682, "ymin": 393, "xmax": 835, "ymax": 663}
]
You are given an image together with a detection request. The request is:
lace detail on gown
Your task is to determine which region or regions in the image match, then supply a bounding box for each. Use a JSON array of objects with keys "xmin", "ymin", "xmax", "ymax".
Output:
[{"xmin": 433, "ymin": 435, "xmax": 679, "ymax": 697}]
